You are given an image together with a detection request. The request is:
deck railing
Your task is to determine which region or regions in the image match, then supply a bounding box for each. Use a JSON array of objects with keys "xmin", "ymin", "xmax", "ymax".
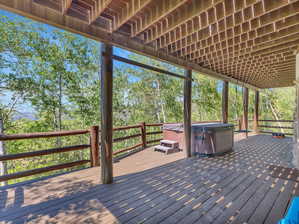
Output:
[
  {"xmin": 2, "ymin": 119, "xmax": 293, "ymax": 183},
  {"xmin": 0, "ymin": 127, "xmax": 99, "ymax": 182},
  {"xmin": 0, "ymin": 123, "xmax": 163, "ymax": 183},
  {"xmin": 258, "ymin": 119, "xmax": 294, "ymax": 135},
  {"xmin": 112, "ymin": 122, "xmax": 163, "ymax": 155}
]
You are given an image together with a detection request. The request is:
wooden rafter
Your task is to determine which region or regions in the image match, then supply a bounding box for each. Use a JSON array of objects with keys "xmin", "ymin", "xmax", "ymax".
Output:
[
  {"xmin": 131, "ymin": 0, "xmax": 189, "ymax": 37},
  {"xmin": 176, "ymin": 19, "xmax": 299, "ymax": 57},
  {"xmin": 158, "ymin": 2, "xmax": 299, "ymax": 50},
  {"xmin": 90, "ymin": 0, "xmax": 113, "ymax": 24},
  {"xmin": 62, "ymin": 0, "xmax": 73, "ymax": 14},
  {"xmin": 112, "ymin": 0, "xmax": 152, "ymax": 31},
  {"xmin": 1, "ymin": 0, "xmax": 298, "ymax": 88}
]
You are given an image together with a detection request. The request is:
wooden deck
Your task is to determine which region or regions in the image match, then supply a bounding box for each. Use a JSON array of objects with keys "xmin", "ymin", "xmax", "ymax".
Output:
[{"xmin": 0, "ymin": 134, "xmax": 297, "ymax": 224}]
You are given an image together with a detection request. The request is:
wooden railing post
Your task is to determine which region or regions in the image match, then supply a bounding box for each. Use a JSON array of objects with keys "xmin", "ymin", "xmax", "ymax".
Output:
[
  {"xmin": 140, "ymin": 122, "xmax": 146, "ymax": 149},
  {"xmin": 90, "ymin": 126, "xmax": 100, "ymax": 167}
]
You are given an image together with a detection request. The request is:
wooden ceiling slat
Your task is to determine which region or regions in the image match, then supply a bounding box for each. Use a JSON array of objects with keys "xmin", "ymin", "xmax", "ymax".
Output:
[
  {"xmin": 112, "ymin": 0, "xmax": 152, "ymax": 31},
  {"xmin": 62, "ymin": 0, "xmax": 72, "ymax": 14},
  {"xmin": 180, "ymin": 24, "xmax": 299, "ymax": 58},
  {"xmin": 131, "ymin": 0, "xmax": 189, "ymax": 37},
  {"xmin": 171, "ymin": 10, "xmax": 299, "ymax": 56},
  {"xmin": 144, "ymin": 0, "xmax": 215, "ymax": 43},
  {"xmin": 90, "ymin": 0, "xmax": 113, "ymax": 24},
  {"xmin": 1, "ymin": 0, "xmax": 298, "ymax": 88}
]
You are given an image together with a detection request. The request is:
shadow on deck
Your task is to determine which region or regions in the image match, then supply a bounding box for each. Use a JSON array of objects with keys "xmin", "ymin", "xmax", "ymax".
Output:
[{"xmin": 0, "ymin": 134, "xmax": 297, "ymax": 224}]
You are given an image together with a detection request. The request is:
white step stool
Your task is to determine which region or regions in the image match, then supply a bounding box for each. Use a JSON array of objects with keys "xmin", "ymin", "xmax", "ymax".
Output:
[
  {"xmin": 160, "ymin": 140, "xmax": 179, "ymax": 149},
  {"xmin": 154, "ymin": 140, "xmax": 180, "ymax": 154}
]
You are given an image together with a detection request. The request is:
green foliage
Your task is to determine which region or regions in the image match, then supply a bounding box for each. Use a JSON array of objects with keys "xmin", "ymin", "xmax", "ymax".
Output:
[{"xmin": 0, "ymin": 15, "xmax": 296, "ymax": 184}]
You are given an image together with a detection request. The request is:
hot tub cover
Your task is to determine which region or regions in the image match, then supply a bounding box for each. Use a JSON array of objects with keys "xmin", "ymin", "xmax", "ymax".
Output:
[{"xmin": 163, "ymin": 122, "xmax": 234, "ymax": 132}]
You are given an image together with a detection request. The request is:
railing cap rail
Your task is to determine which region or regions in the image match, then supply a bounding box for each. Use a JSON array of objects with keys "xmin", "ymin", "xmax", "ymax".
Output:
[{"xmin": 0, "ymin": 129, "xmax": 90, "ymax": 141}]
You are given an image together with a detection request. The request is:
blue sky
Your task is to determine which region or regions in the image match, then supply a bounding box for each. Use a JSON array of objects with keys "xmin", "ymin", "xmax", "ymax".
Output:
[
  {"xmin": 0, "ymin": 8, "xmax": 224, "ymax": 118},
  {"xmin": 0, "ymin": 8, "xmax": 186, "ymax": 116}
]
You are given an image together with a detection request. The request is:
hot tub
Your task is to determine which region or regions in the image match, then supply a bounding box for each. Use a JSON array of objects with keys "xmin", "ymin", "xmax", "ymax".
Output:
[{"xmin": 163, "ymin": 122, "xmax": 234, "ymax": 156}]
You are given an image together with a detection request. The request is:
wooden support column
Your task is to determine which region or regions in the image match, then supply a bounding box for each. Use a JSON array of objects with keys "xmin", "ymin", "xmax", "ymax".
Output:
[
  {"xmin": 184, "ymin": 69, "xmax": 192, "ymax": 158},
  {"xmin": 253, "ymin": 91, "xmax": 260, "ymax": 134},
  {"xmin": 295, "ymin": 48, "xmax": 299, "ymax": 143},
  {"xmin": 100, "ymin": 43, "xmax": 113, "ymax": 184},
  {"xmin": 243, "ymin": 87, "xmax": 249, "ymax": 138},
  {"xmin": 293, "ymin": 47, "xmax": 299, "ymax": 167},
  {"xmin": 222, "ymin": 81, "xmax": 229, "ymax": 123}
]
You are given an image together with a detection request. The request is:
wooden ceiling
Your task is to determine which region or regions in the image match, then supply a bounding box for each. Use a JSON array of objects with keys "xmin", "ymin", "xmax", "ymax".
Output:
[{"xmin": 1, "ymin": 0, "xmax": 299, "ymax": 89}]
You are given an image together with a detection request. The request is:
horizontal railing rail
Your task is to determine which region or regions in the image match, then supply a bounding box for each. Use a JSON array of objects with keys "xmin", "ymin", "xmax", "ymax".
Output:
[
  {"xmin": 0, "ymin": 129, "xmax": 90, "ymax": 141},
  {"xmin": 112, "ymin": 124, "xmax": 144, "ymax": 155},
  {"xmin": 258, "ymin": 119, "xmax": 294, "ymax": 123},
  {"xmin": 0, "ymin": 160, "xmax": 90, "ymax": 182},
  {"xmin": 0, "ymin": 126, "xmax": 99, "ymax": 182},
  {"xmin": 258, "ymin": 125, "xmax": 293, "ymax": 129},
  {"xmin": 0, "ymin": 144, "xmax": 90, "ymax": 161},
  {"xmin": 1, "ymin": 120, "xmax": 234, "ymax": 183},
  {"xmin": 258, "ymin": 119, "xmax": 294, "ymax": 135},
  {"xmin": 145, "ymin": 123, "xmax": 163, "ymax": 145}
]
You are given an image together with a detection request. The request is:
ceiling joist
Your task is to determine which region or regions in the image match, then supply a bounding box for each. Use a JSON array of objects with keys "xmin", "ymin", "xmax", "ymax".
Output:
[
  {"xmin": 1, "ymin": 0, "xmax": 298, "ymax": 89},
  {"xmin": 61, "ymin": 0, "xmax": 72, "ymax": 14}
]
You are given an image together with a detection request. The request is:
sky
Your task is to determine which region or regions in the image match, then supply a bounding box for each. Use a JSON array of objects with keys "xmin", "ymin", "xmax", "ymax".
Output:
[
  {"xmin": 0, "ymin": 8, "xmax": 223, "ymax": 119},
  {"xmin": 0, "ymin": 8, "xmax": 187, "ymax": 117}
]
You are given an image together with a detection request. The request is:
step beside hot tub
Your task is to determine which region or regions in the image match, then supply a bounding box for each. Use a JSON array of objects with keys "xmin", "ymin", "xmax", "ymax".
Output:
[{"xmin": 163, "ymin": 122, "xmax": 234, "ymax": 156}]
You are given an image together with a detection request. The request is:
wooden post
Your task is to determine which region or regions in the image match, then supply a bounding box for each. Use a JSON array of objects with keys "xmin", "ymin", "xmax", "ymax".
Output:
[
  {"xmin": 243, "ymin": 87, "xmax": 249, "ymax": 138},
  {"xmin": 100, "ymin": 43, "xmax": 113, "ymax": 184},
  {"xmin": 293, "ymin": 47, "xmax": 299, "ymax": 167},
  {"xmin": 253, "ymin": 91, "xmax": 259, "ymax": 134},
  {"xmin": 184, "ymin": 69, "xmax": 192, "ymax": 158},
  {"xmin": 222, "ymin": 81, "xmax": 229, "ymax": 123},
  {"xmin": 90, "ymin": 126, "xmax": 100, "ymax": 167},
  {"xmin": 140, "ymin": 122, "xmax": 146, "ymax": 148},
  {"xmin": 295, "ymin": 49, "xmax": 299, "ymax": 143},
  {"xmin": 238, "ymin": 116, "xmax": 242, "ymax": 131}
]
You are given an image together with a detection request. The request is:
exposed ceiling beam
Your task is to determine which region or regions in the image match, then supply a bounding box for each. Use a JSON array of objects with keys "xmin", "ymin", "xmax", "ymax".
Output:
[
  {"xmin": 90, "ymin": 0, "xmax": 113, "ymax": 24},
  {"xmin": 113, "ymin": 0, "xmax": 152, "ymax": 31},
  {"xmin": 142, "ymin": 0, "xmax": 215, "ymax": 42},
  {"xmin": 131, "ymin": 0, "xmax": 189, "ymax": 37},
  {"xmin": 156, "ymin": 1, "xmax": 298, "ymax": 50},
  {"xmin": 0, "ymin": 0, "xmax": 260, "ymax": 90},
  {"xmin": 62, "ymin": 0, "xmax": 73, "ymax": 14},
  {"xmin": 173, "ymin": 14, "xmax": 299, "ymax": 57}
]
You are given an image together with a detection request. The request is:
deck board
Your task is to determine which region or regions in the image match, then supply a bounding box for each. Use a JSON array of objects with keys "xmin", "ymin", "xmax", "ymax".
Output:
[{"xmin": 0, "ymin": 134, "xmax": 297, "ymax": 224}]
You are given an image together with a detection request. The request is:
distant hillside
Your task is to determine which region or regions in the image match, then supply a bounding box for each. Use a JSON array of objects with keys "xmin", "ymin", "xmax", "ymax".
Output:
[{"xmin": 13, "ymin": 112, "xmax": 37, "ymax": 121}]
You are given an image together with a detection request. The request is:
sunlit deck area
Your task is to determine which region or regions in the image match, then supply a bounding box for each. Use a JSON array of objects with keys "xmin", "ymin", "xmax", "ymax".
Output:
[{"xmin": 0, "ymin": 134, "xmax": 296, "ymax": 224}]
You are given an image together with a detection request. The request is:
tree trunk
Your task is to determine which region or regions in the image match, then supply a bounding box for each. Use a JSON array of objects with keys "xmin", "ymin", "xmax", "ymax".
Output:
[
  {"xmin": 56, "ymin": 73, "xmax": 63, "ymax": 148},
  {"xmin": 156, "ymin": 80, "xmax": 166, "ymax": 123},
  {"xmin": 0, "ymin": 115, "xmax": 7, "ymax": 186},
  {"xmin": 58, "ymin": 73, "xmax": 62, "ymax": 131},
  {"xmin": 234, "ymin": 85, "xmax": 239, "ymax": 120},
  {"xmin": 222, "ymin": 81, "xmax": 229, "ymax": 123},
  {"xmin": 268, "ymin": 100, "xmax": 284, "ymax": 133},
  {"xmin": 153, "ymin": 98, "xmax": 161, "ymax": 122}
]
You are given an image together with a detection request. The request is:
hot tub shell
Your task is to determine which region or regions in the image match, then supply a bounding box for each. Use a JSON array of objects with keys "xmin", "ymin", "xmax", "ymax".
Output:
[{"xmin": 163, "ymin": 123, "xmax": 234, "ymax": 156}]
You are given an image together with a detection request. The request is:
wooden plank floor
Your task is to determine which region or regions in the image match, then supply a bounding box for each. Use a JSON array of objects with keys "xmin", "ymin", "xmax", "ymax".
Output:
[{"xmin": 0, "ymin": 134, "xmax": 297, "ymax": 224}]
